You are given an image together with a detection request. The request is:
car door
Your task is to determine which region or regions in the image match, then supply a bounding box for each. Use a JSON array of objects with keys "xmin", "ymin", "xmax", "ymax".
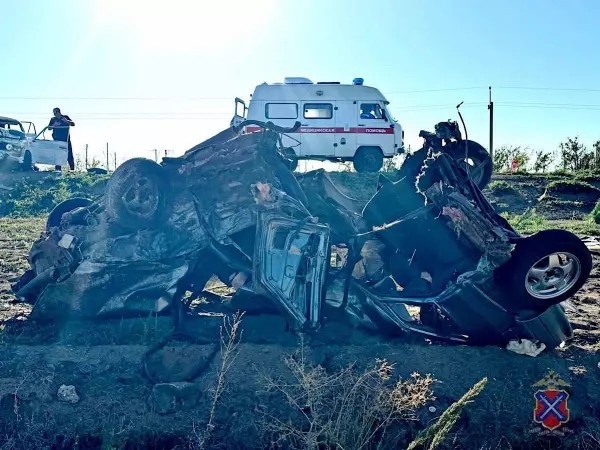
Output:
[
  {"xmin": 30, "ymin": 128, "xmax": 68, "ymax": 166},
  {"xmin": 299, "ymin": 102, "xmax": 336, "ymax": 157},
  {"xmin": 29, "ymin": 140, "xmax": 68, "ymax": 166},
  {"xmin": 334, "ymin": 101, "xmax": 356, "ymax": 158},
  {"xmin": 356, "ymin": 102, "xmax": 395, "ymax": 155}
]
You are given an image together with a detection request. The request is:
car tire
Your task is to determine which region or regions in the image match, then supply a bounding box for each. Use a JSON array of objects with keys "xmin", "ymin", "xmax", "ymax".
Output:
[
  {"xmin": 46, "ymin": 197, "xmax": 93, "ymax": 230},
  {"xmin": 21, "ymin": 150, "xmax": 33, "ymax": 172},
  {"xmin": 498, "ymin": 229, "xmax": 592, "ymax": 310},
  {"xmin": 353, "ymin": 147, "xmax": 383, "ymax": 173},
  {"xmin": 455, "ymin": 140, "xmax": 492, "ymax": 190},
  {"xmin": 105, "ymin": 158, "xmax": 173, "ymax": 229}
]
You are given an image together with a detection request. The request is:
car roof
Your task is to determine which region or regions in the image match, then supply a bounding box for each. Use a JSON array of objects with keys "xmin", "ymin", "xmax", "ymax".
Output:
[{"xmin": 0, "ymin": 116, "xmax": 22, "ymax": 126}]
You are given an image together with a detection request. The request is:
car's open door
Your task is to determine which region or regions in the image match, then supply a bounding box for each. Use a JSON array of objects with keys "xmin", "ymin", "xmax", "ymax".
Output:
[
  {"xmin": 230, "ymin": 97, "xmax": 247, "ymax": 128},
  {"xmin": 30, "ymin": 126, "xmax": 69, "ymax": 166},
  {"xmin": 254, "ymin": 212, "xmax": 330, "ymax": 331}
]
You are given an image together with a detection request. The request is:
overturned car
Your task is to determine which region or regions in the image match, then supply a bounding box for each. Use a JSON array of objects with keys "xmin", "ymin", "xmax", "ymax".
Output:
[{"xmin": 12, "ymin": 118, "xmax": 592, "ymax": 349}]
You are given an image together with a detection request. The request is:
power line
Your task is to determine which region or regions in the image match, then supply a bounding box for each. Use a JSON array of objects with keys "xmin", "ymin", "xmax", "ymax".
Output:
[
  {"xmin": 495, "ymin": 86, "xmax": 600, "ymax": 93},
  {"xmin": 7, "ymin": 101, "xmax": 600, "ymax": 122},
  {"xmin": 3, "ymin": 86, "xmax": 600, "ymax": 102},
  {"xmin": 0, "ymin": 96, "xmax": 234, "ymax": 101},
  {"xmin": 385, "ymin": 87, "xmax": 487, "ymax": 94},
  {"xmin": 4, "ymin": 112, "xmax": 232, "ymax": 116},
  {"xmin": 0, "ymin": 88, "xmax": 488, "ymax": 100},
  {"xmin": 4, "ymin": 106, "xmax": 487, "ymax": 115},
  {"xmin": 395, "ymin": 102, "xmax": 487, "ymax": 111},
  {"xmin": 497, "ymin": 101, "xmax": 600, "ymax": 110},
  {"xmin": 2, "ymin": 116, "xmax": 229, "ymax": 120}
]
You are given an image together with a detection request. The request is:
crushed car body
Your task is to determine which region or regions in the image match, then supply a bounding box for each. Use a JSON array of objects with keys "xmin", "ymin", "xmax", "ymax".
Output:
[{"xmin": 12, "ymin": 118, "xmax": 593, "ymax": 349}]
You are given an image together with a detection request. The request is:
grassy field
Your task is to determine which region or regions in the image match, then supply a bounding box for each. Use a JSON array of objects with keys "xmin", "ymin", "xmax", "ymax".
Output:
[{"xmin": 0, "ymin": 218, "xmax": 44, "ymax": 308}]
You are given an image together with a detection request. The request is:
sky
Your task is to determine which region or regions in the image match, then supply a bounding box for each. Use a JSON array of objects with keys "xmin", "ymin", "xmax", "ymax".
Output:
[{"xmin": 2, "ymin": 0, "xmax": 600, "ymax": 170}]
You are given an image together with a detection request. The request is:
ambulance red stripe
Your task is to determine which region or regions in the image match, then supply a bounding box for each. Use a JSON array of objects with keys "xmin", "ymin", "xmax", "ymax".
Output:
[{"xmin": 244, "ymin": 126, "xmax": 394, "ymax": 134}]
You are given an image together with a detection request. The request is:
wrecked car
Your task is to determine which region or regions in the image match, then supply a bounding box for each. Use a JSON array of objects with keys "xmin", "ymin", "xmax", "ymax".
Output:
[
  {"xmin": 1, "ymin": 116, "xmax": 69, "ymax": 171},
  {"xmin": 12, "ymin": 115, "xmax": 592, "ymax": 350},
  {"xmin": 1, "ymin": 116, "xmax": 31, "ymax": 171}
]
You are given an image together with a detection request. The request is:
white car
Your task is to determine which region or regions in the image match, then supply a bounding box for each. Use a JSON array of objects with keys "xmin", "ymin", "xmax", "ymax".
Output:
[{"xmin": 0, "ymin": 116, "xmax": 69, "ymax": 170}]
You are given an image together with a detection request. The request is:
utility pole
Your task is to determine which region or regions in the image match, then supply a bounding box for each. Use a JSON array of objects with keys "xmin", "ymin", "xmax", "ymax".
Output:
[
  {"xmin": 106, "ymin": 143, "xmax": 109, "ymax": 171},
  {"xmin": 85, "ymin": 144, "xmax": 88, "ymax": 169},
  {"xmin": 114, "ymin": 153, "xmax": 117, "ymax": 170},
  {"xmin": 154, "ymin": 149, "xmax": 158, "ymax": 162},
  {"xmin": 488, "ymin": 86, "xmax": 494, "ymax": 162}
]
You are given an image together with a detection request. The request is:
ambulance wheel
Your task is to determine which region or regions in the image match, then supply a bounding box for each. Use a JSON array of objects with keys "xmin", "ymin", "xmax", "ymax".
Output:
[
  {"xmin": 353, "ymin": 147, "xmax": 383, "ymax": 173},
  {"xmin": 105, "ymin": 158, "xmax": 173, "ymax": 229}
]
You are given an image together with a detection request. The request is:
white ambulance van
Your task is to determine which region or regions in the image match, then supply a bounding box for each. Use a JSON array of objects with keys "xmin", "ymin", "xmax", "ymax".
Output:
[{"xmin": 232, "ymin": 77, "xmax": 404, "ymax": 172}]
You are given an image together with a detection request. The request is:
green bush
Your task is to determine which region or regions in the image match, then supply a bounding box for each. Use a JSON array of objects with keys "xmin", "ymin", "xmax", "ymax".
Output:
[
  {"xmin": 502, "ymin": 209, "xmax": 546, "ymax": 233},
  {"xmin": 591, "ymin": 200, "xmax": 600, "ymax": 224},
  {"xmin": 487, "ymin": 180, "xmax": 516, "ymax": 194},
  {"xmin": 0, "ymin": 173, "xmax": 107, "ymax": 217},
  {"xmin": 492, "ymin": 145, "xmax": 530, "ymax": 173},
  {"xmin": 545, "ymin": 179, "xmax": 600, "ymax": 195}
]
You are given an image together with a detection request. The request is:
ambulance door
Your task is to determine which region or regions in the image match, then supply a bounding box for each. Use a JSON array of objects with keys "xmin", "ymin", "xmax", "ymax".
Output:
[
  {"xmin": 334, "ymin": 101, "xmax": 356, "ymax": 158},
  {"xmin": 299, "ymin": 102, "xmax": 335, "ymax": 157},
  {"xmin": 356, "ymin": 102, "xmax": 395, "ymax": 156}
]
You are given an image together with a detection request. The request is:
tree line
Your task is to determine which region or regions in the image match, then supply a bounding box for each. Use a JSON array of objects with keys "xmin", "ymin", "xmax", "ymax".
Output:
[{"xmin": 493, "ymin": 138, "xmax": 600, "ymax": 174}]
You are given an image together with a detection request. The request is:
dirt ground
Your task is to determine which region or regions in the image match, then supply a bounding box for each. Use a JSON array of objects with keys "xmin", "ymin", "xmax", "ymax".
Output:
[{"xmin": 1, "ymin": 174, "xmax": 600, "ymax": 449}]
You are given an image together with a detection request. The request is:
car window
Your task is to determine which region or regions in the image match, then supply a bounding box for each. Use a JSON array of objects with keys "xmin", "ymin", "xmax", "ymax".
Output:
[
  {"xmin": 360, "ymin": 103, "xmax": 384, "ymax": 120},
  {"xmin": 303, "ymin": 103, "xmax": 333, "ymax": 119},
  {"xmin": 266, "ymin": 103, "xmax": 298, "ymax": 119},
  {"xmin": 1, "ymin": 123, "xmax": 24, "ymax": 132}
]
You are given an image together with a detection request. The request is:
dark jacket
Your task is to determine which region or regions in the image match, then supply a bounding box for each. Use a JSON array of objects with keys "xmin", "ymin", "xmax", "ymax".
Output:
[{"xmin": 48, "ymin": 115, "xmax": 74, "ymax": 141}]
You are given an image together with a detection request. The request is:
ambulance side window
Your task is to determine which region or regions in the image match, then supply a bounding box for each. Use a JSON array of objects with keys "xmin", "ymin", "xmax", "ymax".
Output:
[
  {"xmin": 360, "ymin": 103, "xmax": 384, "ymax": 120},
  {"xmin": 265, "ymin": 103, "xmax": 298, "ymax": 119},
  {"xmin": 303, "ymin": 103, "xmax": 333, "ymax": 119}
]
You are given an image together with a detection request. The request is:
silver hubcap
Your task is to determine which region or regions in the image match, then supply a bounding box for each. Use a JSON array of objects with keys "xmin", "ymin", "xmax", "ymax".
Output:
[{"xmin": 525, "ymin": 252, "xmax": 581, "ymax": 299}]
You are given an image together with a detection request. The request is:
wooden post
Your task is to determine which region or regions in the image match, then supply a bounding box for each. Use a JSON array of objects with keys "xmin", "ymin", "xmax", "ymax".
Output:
[{"xmin": 488, "ymin": 86, "xmax": 494, "ymax": 163}]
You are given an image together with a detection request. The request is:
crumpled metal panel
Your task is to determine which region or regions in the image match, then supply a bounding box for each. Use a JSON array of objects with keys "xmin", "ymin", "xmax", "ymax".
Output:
[
  {"xmin": 53, "ymin": 192, "xmax": 209, "ymax": 265},
  {"xmin": 296, "ymin": 169, "xmax": 368, "ymax": 241},
  {"xmin": 30, "ymin": 259, "xmax": 190, "ymax": 320}
]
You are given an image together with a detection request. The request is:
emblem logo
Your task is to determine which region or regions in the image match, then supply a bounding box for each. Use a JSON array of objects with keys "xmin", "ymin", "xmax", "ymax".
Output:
[{"xmin": 532, "ymin": 371, "xmax": 570, "ymax": 431}]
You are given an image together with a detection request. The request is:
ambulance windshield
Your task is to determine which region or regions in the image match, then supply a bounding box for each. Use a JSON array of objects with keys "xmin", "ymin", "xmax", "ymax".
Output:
[{"xmin": 384, "ymin": 106, "xmax": 397, "ymax": 122}]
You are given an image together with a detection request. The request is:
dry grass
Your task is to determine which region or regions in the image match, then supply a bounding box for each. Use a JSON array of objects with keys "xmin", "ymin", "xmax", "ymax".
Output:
[
  {"xmin": 187, "ymin": 311, "xmax": 245, "ymax": 450},
  {"xmin": 407, "ymin": 377, "xmax": 487, "ymax": 450},
  {"xmin": 257, "ymin": 337, "xmax": 436, "ymax": 450}
]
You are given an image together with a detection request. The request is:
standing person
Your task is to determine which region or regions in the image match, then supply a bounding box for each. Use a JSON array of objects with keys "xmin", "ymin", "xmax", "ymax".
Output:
[{"xmin": 48, "ymin": 107, "xmax": 75, "ymax": 170}]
